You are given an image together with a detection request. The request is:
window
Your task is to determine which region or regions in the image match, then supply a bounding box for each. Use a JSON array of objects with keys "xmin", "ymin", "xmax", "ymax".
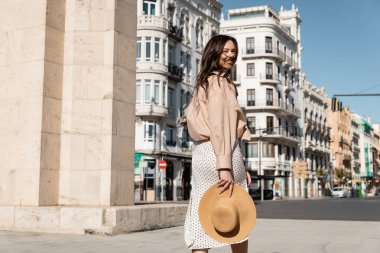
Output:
[
  {"xmin": 278, "ymin": 144, "xmax": 282, "ymax": 155},
  {"xmin": 166, "ymin": 125, "xmax": 176, "ymax": 146},
  {"xmin": 285, "ymin": 71, "xmax": 288, "ymax": 86},
  {"xmin": 181, "ymin": 51, "xmax": 185, "ymax": 75},
  {"xmin": 196, "ymin": 22, "xmax": 204, "ymax": 49},
  {"xmin": 186, "ymin": 54, "xmax": 191, "ymax": 75},
  {"xmin": 143, "ymin": 0, "xmax": 156, "ymax": 15},
  {"xmin": 276, "ymin": 40, "xmax": 280, "ymax": 55},
  {"xmin": 285, "ymin": 146, "xmax": 290, "ymax": 160},
  {"xmin": 154, "ymin": 38, "xmax": 160, "ymax": 62},
  {"xmin": 136, "ymin": 37, "xmax": 141, "ymax": 62},
  {"xmin": 196, "ymin": 59, "xmax": 200, "ymax": 76},
  {"xmin": 168, "ymin": 45, "xmax": 174, "ymax": 65},
  {"xmin": 247, "ymin": 63, "xmax": 255, "ymax": 76},
  {"xmin": 266, "ymin": 62, "xmax": 273, "ymax": 79},
  {"xmin": 262, "ymin": 143, "xmax": 274, "ymax": 158},
  {"xmin": 277, "ymin": 65, "xmax": 280, "ymax": 79},
  {"xmin": 162, "ymin": 82, "xmax": 167, "ymax": 107},
  {"xmin": 265, "ymin": 37, "xmax": 272, "ymax": 53},
  {"xmin": 163, "ymin": 40, "xmax": 167, "ymax": 65},
  {"xmin": 146, "ymin": 37, "xmax": 151, "ymax": 62},
  {"xmin": 246, "ymin": 143, "xmax": 258, "ymax": 158},
  {"xmin": 136, "ymin": 80, "xmax": 141, "ymax": 104},
  {"xmin": 231, "ymin": 65, "xmax": 237, "ymax": 81},
  {"xmin": 247, "ymin": 117, "xmax": 256, "ymax": 134},
  {"xmin": 291, "ymin": 51, "xmax": 294, "ymax": 65},
  {"xmin": 144, "ymin": 121, "xmax": 156, "ymax": 142},
  {"xmin": 247, "ymin": 89, "xmax": 255, "ymax": 106},
  {"xmin": 144, "ymin": 79, "xmax": 151, "ymax": 103},
  {"xmin": 293, "ymin": 148, "xmax": 296, "ymax": 161},
  {"xmin": 246, "ymin": 37, "xmax": 255, "ymax": 54},
  {"xmin": 154, "ymin": 80, "xmax": 160, "ymax": 104},
  {"xmin": 168, "ymin": 88, "xmax": 175, "ymax": 108},
  {"xmin": 266, "ymin": 89, "xmax": 273, "ymax": 106},
  {"xmin": 266, "ymin": 116, "xmax": 274, "ymax": 134},
  {"xmin": 182, "ymin": 128, "xmax": 190, "ymax": 148}
]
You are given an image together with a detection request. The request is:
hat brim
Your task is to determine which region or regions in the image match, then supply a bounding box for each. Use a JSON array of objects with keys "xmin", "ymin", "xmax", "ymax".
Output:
[{"xmin": 199, "ymin": 184, "xmax": 256, "ymax": 243}]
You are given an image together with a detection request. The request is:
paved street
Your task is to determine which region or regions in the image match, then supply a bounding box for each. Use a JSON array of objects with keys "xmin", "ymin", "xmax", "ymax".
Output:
[{"xmin": 1, "ymin": 197, "xmax": 380, "ymax": 253}]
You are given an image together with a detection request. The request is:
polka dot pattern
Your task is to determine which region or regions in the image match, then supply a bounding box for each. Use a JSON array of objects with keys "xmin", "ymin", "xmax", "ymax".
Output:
[{"xmin": 184, "ymin": 140, "xmax": 248, "ymax": 250}]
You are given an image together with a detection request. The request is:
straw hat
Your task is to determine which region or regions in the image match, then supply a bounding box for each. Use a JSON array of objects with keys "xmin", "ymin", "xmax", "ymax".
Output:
[{"xmin": 198, "ymin": 183, "xmax": 256, "ymax": 243}]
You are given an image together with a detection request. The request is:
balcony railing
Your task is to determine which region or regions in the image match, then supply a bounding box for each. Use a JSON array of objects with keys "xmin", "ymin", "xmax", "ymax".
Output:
[
  {"xmin": 250, "ymin": 127, "xmax": 301, "ymax": 142},
  {"xmin": 168, "ymin": 24, "xmax": 183, "ymax": 42},
  {"xmin": 138, "ymin": 15, "xmax": 168, "ymax": 31},
  {"xmin": 241, "ymin": 47, "xmax": 284, "ymax": 62},
  {"xmin": 239, "ymin": 99, "xmax": 301, "ymax": 118},
  {"xmin": 166, "ymin": 140, "xmax": 176, "ymax": 147},
  {"xmin": 259, "ymin": 73, "xmax": 281, "ymax": 84},
  {"xmin": 168, "ymin": 63, "xmax": 183, "ymax": 82},
  {"xmin": 136, "ymin": 104, "xmax": 168, "ymax": 117}
]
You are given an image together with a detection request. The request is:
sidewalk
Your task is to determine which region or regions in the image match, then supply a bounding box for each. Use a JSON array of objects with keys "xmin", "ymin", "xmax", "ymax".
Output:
[{"xmin": 1, "ymin": 218, "xmax": 379, "ymax": 253}]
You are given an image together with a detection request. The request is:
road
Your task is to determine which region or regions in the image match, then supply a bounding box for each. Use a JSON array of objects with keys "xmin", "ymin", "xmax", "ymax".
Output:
[{"xmin": 0, "ymin": 197, "xmax": 379, "ymax": 253}]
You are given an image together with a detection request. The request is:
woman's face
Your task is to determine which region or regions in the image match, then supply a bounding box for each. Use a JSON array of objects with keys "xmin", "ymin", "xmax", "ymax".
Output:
[{"xmin": 218, "ymin": 40, "xmax": 237, "ymax": 71}]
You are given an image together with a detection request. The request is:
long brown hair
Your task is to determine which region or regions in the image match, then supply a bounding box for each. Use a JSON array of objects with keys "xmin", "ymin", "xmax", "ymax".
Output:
[{"xmin": 193, "ymin": 35, "xmax": 238, "ymax": 108}]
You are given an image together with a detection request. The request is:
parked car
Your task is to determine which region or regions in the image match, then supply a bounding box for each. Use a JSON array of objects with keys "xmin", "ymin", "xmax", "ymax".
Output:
[
  {"xmin": 331, "ymin": 187, "xmax": 347, "ymax": 198},
  {"xmin": 375, "ymin": 188, "xmax": 380, "ymax": 196},
  {"xmin": 249, "ymin": 188, "xmax": 273, "ymax": 201}
]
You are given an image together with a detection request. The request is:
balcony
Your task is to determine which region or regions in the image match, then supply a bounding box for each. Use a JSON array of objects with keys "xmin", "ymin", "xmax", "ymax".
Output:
[
  {"xmin": 138, "ymin": 15, "xmax": 168, "ymax": 32},
  {"xmin": 168, "ymin": 63, "xmax": 183, "ymax": 82},
  {"xmin": 239, "ymin": 99, "xmax": 301, "ymax": 118},
  {"xmin": 241, "ymin": 47, "xmax": 284, "ymax": 63},
  {"xmin": 136, "ymin": 61, "xmax": 168, "ymax": 75},
  {"xmin": 251, "ymin": 127, "xmax": 301, "ymax": 143},
  {"xmin": 168, "ymin": 24, "xmax": 183, "ymax": 42},
  {"xmin": 259, "ymin": 73, "xmax": 281, "ymax": 85},
  {"xmin": 136, "ymin": 104, "xmax": 168, "ymax": 117},
  {"xmin": 166, "ymin": 140, "xmax": 176, "ymax": 147}
]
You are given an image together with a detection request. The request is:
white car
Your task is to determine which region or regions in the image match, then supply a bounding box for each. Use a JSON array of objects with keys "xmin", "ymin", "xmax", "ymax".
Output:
[{"xmin": 332, "ymin": 187, "xmax": 347, "ymax": 198}]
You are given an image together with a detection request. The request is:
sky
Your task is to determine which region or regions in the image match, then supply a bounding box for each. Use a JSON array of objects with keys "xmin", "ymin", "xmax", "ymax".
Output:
[{"xmin": 220, "ymin": 0, "xmax": 380, "ymax": 124}]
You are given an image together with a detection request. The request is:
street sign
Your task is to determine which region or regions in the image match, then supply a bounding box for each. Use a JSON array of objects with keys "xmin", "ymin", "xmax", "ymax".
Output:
[{"xmin": 158, "ymin": 160, "xmax": 167, "ymax": 170}]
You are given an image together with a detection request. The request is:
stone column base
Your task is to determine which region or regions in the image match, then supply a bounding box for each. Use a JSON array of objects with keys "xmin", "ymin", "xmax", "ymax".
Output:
[{"xmin": 0, "ymin": 204, "xmax": 188, "ymax": 235}]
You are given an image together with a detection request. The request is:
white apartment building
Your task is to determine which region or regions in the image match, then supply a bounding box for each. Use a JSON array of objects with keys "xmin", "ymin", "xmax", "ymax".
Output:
[
  {"xmin": 300, "ymin": 74, "xmax": 330, "ymax": 198},
  {"xmin": 135, "ymin": 0, "xmax": 222, "ymax": 201},
  {"xmin": 220, "ymin": 5, "xmax": 302, "ymax": 199}
]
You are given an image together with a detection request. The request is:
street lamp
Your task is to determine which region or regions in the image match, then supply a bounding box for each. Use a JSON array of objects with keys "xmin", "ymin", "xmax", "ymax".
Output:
[{"xmin": 258, "ymin": 130, "xmax": 266, "ymax": 201}]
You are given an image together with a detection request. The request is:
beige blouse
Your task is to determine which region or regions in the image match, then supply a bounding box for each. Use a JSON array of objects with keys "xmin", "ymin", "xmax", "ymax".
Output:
[{"xmin": 186, "ymin": 73, "xmax": 251, "ymax": 170}]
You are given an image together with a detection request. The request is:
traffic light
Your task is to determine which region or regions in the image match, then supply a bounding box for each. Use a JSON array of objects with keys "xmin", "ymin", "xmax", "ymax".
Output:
[{"xmin": 331, "ymin": 97, "xmax": 336, "ymax": 111}]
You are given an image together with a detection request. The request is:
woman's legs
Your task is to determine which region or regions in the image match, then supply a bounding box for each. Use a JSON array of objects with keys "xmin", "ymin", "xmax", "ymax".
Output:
[
  {"xmin": 231, "ymin": 240, "xmax": 248, "ymax": 253},
  {"xmin": 192, "ymin": 249, "xmax": 208, "ymax": 253}
]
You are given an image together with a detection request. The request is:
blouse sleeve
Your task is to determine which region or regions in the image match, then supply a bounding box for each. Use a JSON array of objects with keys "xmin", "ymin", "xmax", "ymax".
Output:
[{"xmin": 206, "ymin": 89, "xmax": 232, "ymax": 170}]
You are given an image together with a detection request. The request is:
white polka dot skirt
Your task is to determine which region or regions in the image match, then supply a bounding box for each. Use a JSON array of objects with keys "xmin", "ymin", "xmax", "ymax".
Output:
[{"xmin": 184, "ymin": 140, "xmax": 248, "ymax": 250}]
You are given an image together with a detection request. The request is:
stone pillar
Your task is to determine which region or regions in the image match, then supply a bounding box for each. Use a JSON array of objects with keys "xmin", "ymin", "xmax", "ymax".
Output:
[
  {"xmin": 0, "ymin": 0, "xmax": 143, "ymax": 234},
  {"xmin": 60, "ymin": 0, "xmax": 136, "ymax": 206},
  {"xmin": 0, "ymin": 0, "xmax": 65, "ymax": 206}
]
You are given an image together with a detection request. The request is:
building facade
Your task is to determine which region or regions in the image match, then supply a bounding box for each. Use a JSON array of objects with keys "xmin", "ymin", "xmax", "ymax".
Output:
[
  {"xmin": 134, "ymin": 0, "xmax": 222, "ymax": 201},
  {"xmin": 351, "ymin": 114, "xmax": 378, "ymax": 190},
  {"xmin": 328, "ymin": 99, "xmax": 352, "ymax": 187},
  {"xmin": 351, "ymin": 119, "xmax": 361, "ymax": 186},
  {"xmin": 300, "ymin": 75, "xmax": 330, "ymax": 197},
  {"xmin": 220, "ymin": 5, "xmax": 302, "ymax": 199}
]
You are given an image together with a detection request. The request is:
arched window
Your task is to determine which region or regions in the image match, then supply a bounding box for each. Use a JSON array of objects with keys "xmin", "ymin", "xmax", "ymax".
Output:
[
  {"xmin": 195, "ymin": 20, "xmax": 204, "ymax": 49},
  {"xmin": 180, "ymin": 10, "xmax": 190, "ymax": 43}
]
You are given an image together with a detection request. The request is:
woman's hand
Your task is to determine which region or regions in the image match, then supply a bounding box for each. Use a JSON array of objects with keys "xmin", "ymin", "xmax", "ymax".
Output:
[
  {"xmin": 218, "ymin": 169, "xmax": 234, "ymax": 197},
  {"xmin": 246, "ymin": 171, "xmax": 251, "ymax": 185}
]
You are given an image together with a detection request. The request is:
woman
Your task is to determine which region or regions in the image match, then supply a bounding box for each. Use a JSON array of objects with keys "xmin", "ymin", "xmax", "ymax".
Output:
[{"xmin": 184, "ymin": 35, "xmax": 252, "ymax": 253}]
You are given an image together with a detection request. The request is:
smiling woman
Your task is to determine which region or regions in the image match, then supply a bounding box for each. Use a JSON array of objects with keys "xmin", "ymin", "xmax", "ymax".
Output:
[{"xmin": 184, "ymin": 35, "xmax": 253, "ymax": 253}]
